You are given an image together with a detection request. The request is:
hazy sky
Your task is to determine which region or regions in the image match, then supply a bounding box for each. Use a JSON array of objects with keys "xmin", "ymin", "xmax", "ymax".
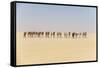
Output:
[{"xmin": 16, "ymin": 3, "xmax": 96, "ymax": 33}]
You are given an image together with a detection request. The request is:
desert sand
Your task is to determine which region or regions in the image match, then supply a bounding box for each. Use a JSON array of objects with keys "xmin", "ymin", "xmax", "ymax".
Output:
[{"xmin": 16, "ymin": 32, "xmax": 96, "ymax": 65}]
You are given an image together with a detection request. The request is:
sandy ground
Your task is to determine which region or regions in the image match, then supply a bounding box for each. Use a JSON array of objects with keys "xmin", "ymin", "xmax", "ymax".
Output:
[{"xmin": 16, "ymin": 32, "xmax": 96, "ymax": 65}]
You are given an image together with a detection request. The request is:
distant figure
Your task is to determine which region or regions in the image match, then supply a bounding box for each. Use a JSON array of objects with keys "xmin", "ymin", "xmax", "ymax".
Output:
[
  {"xmin": 68, "ymin": 32, "xmax": 71, "ymax": 37},
  {"xmin": 72, "ymin": 32, "xmax": 75, "ymax": 38},
  {"xmin": 82, "ymin": 32, "xmax": 87, "ymax": 38},
  {"xmin": 75, "ymin": 33, "xmax": 78, "ymax": 38},
  {"xmin": 57, "ymin": 32, "xmax": 62, "ymax": 38},
  {"xmin": 51, "ymin": 32, "xmax": 55, "ymax": 38},
  {"xmin": 79, "ymin": 33, "xmax": 81, "ymax": 38},
  {"xmin": 37, "ymin": 32, "xmax": 44, "ymax": 37},
  {"xmin": 45, "ymin": 32, "xmax": 50, "ymax": 38},
  {"xmin": 28, "ymin": 32, "xmax": 35, "ymax": 37},
  {"xmin": 24, "ymin": 32, "xmax": 27, "ymax": 37},
  {"xmin": 28, "ymin": 32, "xmax": 31, "ymax": 37}
]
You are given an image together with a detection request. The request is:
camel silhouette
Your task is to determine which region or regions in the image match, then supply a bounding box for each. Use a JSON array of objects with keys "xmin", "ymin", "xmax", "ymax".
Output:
[
  {"xmin": 24, "ymin": 32, "xmax": 27, "ymax": 37},
  {"xmin": 79, "ymin": 33, "xmax": 81, "ymax": 38},
  {"xmin": 68, "ymin": 32, "xmax": 71, "ymax": 37},
  {"xmin": 75, "ymin": 33, "xmax": 78, "ymax": 38},
  {"xmin": 45, "ymin": 32, "xmax": 50, "ymax": 38},
  {"xmin": 37, "ymin": 32, "xmax": 44, "ymax": 37},
  {"xmin": 57, "ymin": 32, "xmax": 62, "ymax": 38},
  {"xmin": 51, "ymin": 32, "xmax": 55, "ymax": 38},
  {"xmin": 27, "ymin": 32, "xmax": 34, "ymax": 37},
  {"xmin": 82, "ymin": 32, "xmax": 87, "ymax": 38},
  {"xmin": 23, "ymin": 32, "xmax": 87, "ymax": 38},
  {"xmin": 72, "ymin": 32, "xmax": 75, "ymax": 38}
]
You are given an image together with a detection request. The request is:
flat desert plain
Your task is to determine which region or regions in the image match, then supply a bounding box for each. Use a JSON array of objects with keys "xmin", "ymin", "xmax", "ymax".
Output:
[{"xmin": 16, "ymin": 32, "xmax": 96, "ymax": 65}]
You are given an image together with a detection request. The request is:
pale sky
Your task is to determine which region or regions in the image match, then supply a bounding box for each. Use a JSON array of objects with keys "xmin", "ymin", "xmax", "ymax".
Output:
[{"xmin": 16, "ymin": 3, "xmax": 96, "ymax": 33}]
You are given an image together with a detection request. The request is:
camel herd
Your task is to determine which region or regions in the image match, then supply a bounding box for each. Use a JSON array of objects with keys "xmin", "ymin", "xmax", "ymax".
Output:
[{"xmin": 23, "ymin": 32, "xmax": 87, "ymax": 38}]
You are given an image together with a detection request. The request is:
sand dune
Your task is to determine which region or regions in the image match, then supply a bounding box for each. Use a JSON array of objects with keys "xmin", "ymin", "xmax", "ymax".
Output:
[{"xmin": 16, "ymin": 32, "xmax": 96, "ymax": 65}]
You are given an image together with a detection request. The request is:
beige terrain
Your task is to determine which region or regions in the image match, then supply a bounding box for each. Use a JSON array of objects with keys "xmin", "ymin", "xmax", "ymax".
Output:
[{"xmin": 16, "ymin": 32, "xmax": 96, "ymax": 65}]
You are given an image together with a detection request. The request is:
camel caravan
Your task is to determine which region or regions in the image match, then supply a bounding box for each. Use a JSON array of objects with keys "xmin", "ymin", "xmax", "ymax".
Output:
[{"xmin": 23, "ymin": 32, "xmax": 87, "ymax": 38}]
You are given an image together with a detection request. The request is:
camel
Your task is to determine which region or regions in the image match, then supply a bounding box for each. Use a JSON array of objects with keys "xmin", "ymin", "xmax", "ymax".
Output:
[
  {"xmin": 82, "ymin": 32, "xmax": 87, "ymax": 38},
  {"xmin": 37, "ymin": 32, "xmax": 44, "ymax": 37},
  {"xmin": 45, "ymin": 32, "xmax": 50, "ymax": 38},
  {"xmin": 27, "ymin": 32, "xmax": 35, "ymax": 37},
  {"xmin": 23, "ymin": 31, "xmax": 87, "ymax": 38},
  {"xmin": 57, "ymin": 32, "xmax": 62, "ymax": 38},
  {"xmin": 68, "ymin": 32, "xmax": 71, "ymax": 37},
  {"xmin": 72, "ymin": 32, "xmax": 75, "ymax": 38},
  {"xmin": 79, "ymin": 33, "xmax": 81, "ymax": 38},
  {"xmin": 24, "ymin": 32, "xmax": 27, "ymax": 37},
  {"xmin": 75, "ymin": 33, "xmax": 78, "ymax": 38},
  {"xmin": 51, "ymin": 32, "xmax": 55, "ymax": 38}
]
